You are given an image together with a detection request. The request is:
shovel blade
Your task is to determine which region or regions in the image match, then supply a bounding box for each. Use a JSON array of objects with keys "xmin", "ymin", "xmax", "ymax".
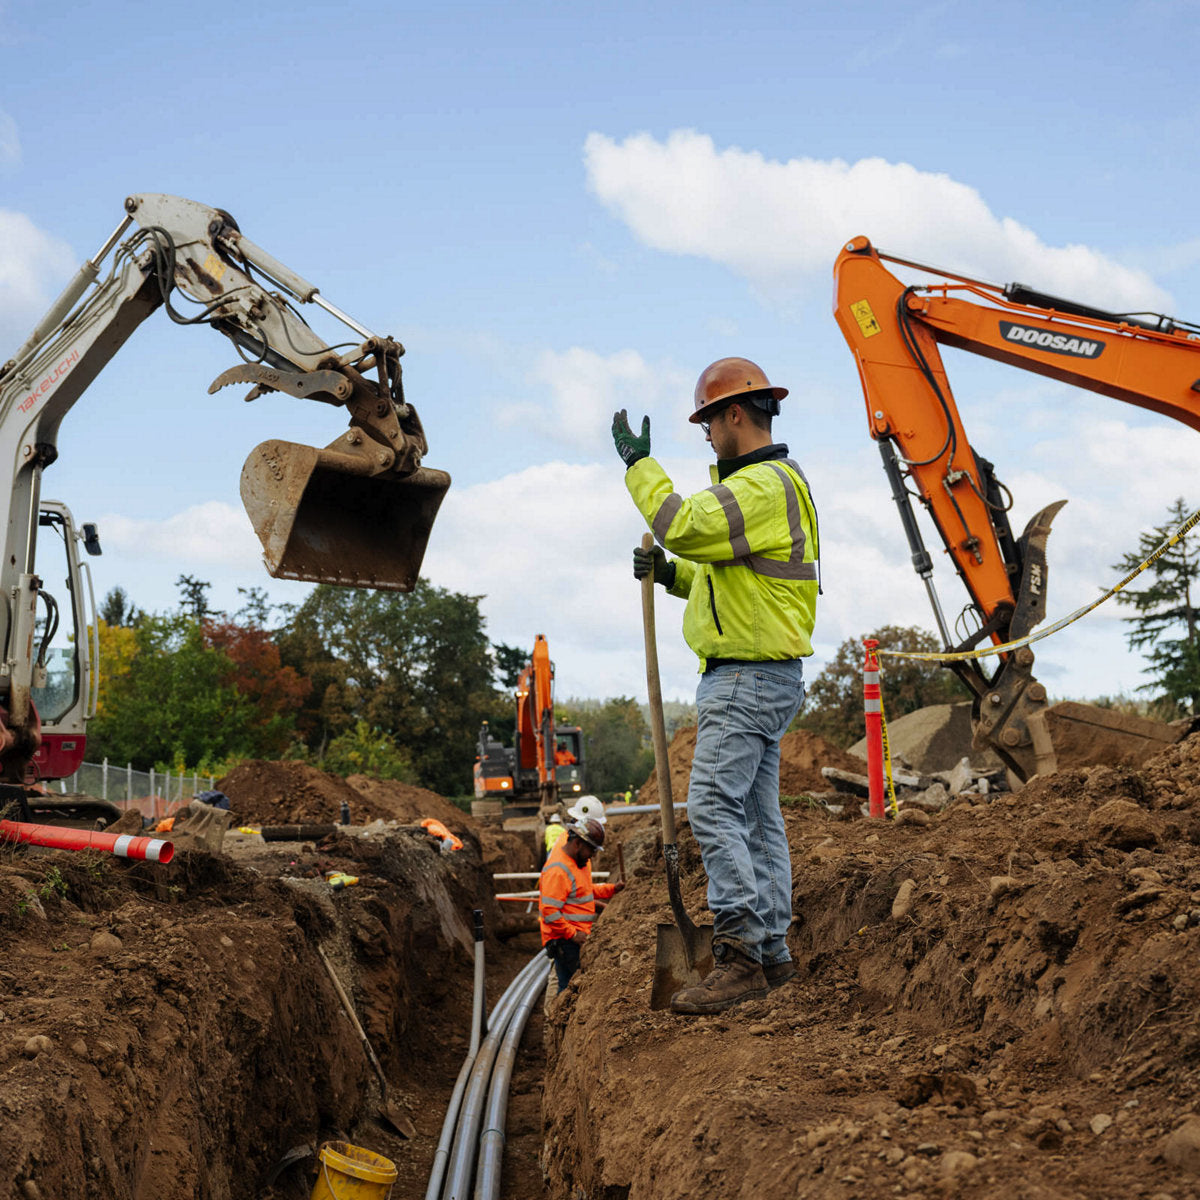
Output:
[
  {"xmin": 241, "ymin": 440, "xmax": 450, "ymax": 592},
  {"xmin": 650, "ymin": 921, "xmax": 714, "ymax": 1011}
]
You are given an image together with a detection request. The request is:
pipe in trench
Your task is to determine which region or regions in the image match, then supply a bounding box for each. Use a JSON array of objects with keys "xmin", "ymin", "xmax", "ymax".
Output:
[
  {"xmin": 0, "ymin": 819, "xmax": 174, "ymax": 863},
  {"xmin": 427, "ymin": 952, "xmax": 546, "ymax": 1200},
  {"xmin": 440, "ymin": 953, "xmax": 550, "ymax": 1200},
  {"xmin": 472, "ymin": 958, "xmax": 553, "ymax": 1200},
  {"xmin": 471, "ymin": 909, "xmax": 487, "ymax": 1055}
]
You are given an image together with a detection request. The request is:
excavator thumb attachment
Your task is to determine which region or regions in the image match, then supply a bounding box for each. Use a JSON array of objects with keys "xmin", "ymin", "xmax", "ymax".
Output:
[{"xmin": 240, "ymin": 439, "xmax": 450, "ymax": 591}]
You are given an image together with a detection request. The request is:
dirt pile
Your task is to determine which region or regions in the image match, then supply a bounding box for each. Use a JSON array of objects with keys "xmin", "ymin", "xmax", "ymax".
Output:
[
  {"xmin": 218, "ymin": 761, "xmax": 380, "ymax": 826},
  {"xmin": 545, "ymin": 731, "xmax": 1200, "ymax": 1198},
  {"xmin": 638, "ymin": 725, "xmax": 863, "ymax": 805}
]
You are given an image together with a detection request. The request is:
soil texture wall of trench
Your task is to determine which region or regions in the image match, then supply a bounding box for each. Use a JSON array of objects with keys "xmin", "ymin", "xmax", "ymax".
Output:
[{"xmin": 544, "ymin": 735, "xmax": 1200, "ymax": 1199}]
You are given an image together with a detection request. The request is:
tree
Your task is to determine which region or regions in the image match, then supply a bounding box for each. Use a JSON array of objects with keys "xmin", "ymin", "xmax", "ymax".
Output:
[
  {"xmin": 99, "ymin": 586, "xmax": 142, "ymax": 628},
  {"xmin": 493, "ymin": 642, "xmax": 528, "ymax": 689},
  {"xmin": 280, "ymin": 581, "xmax": 496, "ymax": 794},
  {"xmin": 1112, "ymin": 497, "xmax": 1200, "ymax": 714},
  {"xmin": 797, "ymin": 624, "xmax": 968, "ymax": 748},
  {"xmin": 203, "ymin": 617, "xmax": 312, "ymax": 758},
  {"xmin": 565, "ymin": 696, "xmax": 654, "ymax": 796},
  {"xmin": 175, "ymin": 574, "xmax": 220, "ymax": 620},
  {"xmin": 322, "ymin": 721, "xmax": 415, "ymax": 782},
  {"xmin": 86, "ymin": 613, "xmax": 258, "ymax": 770}
]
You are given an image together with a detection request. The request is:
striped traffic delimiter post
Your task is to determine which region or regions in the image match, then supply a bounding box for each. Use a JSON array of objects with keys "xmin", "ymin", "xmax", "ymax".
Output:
[{"xmin": 862, "ymin": 639, "xmax": 885, "ymax": 819}]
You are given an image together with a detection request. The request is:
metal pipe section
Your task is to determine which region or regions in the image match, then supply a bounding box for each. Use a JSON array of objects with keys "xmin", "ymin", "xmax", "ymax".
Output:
[
  {"xmin": 473, "ymin": 960, "xmax": 553, "ymax": 1200},
  {"xmin": 440, "ymin": 954, "xmax": 549, "ymax": 1200},
  {"xmin": 427, "ymin": 953, "xmax": 545, "ymax": 1200},
  {"xmin": 0, "ymin": 820, "xmax": 173, "ymax": 863},
  {"xmin": 605, "ymin": 802, "xmax": 687, "ymax": 816},
  {"xmin": 470, "ymin": 909, "xmax": 486, "ymax": 1055}
]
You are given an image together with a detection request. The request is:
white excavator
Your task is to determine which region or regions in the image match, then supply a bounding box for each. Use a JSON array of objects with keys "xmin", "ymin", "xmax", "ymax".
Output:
[{"xmin": 0, "ymin": 193, "xmax": 451, "ymax": 823}]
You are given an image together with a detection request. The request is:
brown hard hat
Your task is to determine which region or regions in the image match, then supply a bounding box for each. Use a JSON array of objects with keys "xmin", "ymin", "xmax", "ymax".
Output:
[
  {"xmin": 691, "ymin": 357, "xmax": 788, "ymax": 424},
  {"xmin": 571, "ymin": 818, "xmax": 606, "ymax": 849}
]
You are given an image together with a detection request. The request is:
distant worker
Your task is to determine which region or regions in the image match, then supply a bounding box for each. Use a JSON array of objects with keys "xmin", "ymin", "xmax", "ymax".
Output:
[
  {"xmin": 613, "ymin": 357, "xmax": 818, "ymax": 1015},
  {"xmin": 544, "ymin": 814, "xmax": 568, "ymax": 855},
  {"xmin": 539, "ymin": 819, "xmax": 625, "ymax": 990},
  {"xmin": 622, "ymin": 785, "xmax": 633, "ymax": 805},
  {"xmin": 554, "ymin": 740, "xmax": 577, "ymax": 765}
]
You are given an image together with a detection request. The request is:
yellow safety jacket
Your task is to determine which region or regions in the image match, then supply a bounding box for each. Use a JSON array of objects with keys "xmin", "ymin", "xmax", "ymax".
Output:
[{"xmin": 625, "ymin": 446, "xmax": 819, "ymax": 670}]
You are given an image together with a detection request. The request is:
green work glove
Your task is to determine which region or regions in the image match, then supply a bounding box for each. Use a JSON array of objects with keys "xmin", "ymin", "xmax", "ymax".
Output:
[
  {"xmin": 633, "ymin": 544, "xmax": 675, "ymax": 589},
  {"xmin": 612, "ymin": 409, "xmax": 651, "ymax": 468}
]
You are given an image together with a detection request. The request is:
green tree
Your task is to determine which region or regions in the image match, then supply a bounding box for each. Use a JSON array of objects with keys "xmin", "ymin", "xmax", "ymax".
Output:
[
  {"xmin": 99, "ymin": 586, "xmax": 142, "ymax": 627},
  {"xmin": 86, "ymin": 613, "xmax": 258, "ymax": 770},
  {"xmin": 493, "ymin": 642, "xmax": 528, "ymax": 689},
  {"xmin": 565, "ymin": 696, "xmax": 654, "ymax": 796},
  {"xmin": 280, "ymin": 582, "xmax": 496, "ymax": 794},
  {"xmin": 322, "ymin": 721, "xmax": 416, "ymax": 781},
  {"xmin": 1112, "ymin": 497, "xmax": 1200, "ymax": 714},
  {"xmin": 797, "ymin": 624, "xmax": 967, "ymax": 748}
]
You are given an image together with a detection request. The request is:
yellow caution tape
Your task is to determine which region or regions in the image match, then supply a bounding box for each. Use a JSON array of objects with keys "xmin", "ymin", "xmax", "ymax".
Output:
[
  {"xmin": 878, "ymin": 504, "xmax": 1200, "ymax": 664},
  {"xmin": 878, "ymin": 687, "xmax": 899, "ymax": 818}
]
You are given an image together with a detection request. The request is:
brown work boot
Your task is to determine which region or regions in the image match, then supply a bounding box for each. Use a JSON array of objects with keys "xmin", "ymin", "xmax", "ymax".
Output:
[
  {"xmin": 763, "ymin": 959, "xmax": 797, "ymax": 989},
  {"xmin": 669, "ymin": 942, "xmax": 768, "ymax": 1015}
]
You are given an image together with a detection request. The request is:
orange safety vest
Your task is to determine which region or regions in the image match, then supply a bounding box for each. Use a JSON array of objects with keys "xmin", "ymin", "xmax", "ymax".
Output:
[{"xmin": 538, "ymin": 841, "xmax": 617, "ymax": 945}]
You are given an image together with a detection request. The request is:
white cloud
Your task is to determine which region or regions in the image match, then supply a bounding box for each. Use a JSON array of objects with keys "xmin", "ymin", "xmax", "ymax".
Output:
[
  {"xmin": 512, "ymin": 346, "xmax": 691, "ymax": 450},
  {"xmin": 584, "ymin": 130, "xmax": 1170, "ymax": 311},
  {"xmin": 99, "ymin": 501, "xmax": 264, "ymax": 571},
  {"xmin": 0, "ymin": 209, "xmax": 76, "ymax": 347}
]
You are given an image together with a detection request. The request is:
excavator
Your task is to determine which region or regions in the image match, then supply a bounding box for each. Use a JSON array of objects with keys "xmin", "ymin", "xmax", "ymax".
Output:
[
  {"xmin": 0, "ymin": 193, "xmax": 450, "ymax": 823},
  {"xmin": 833, "ymin": 235, "xmax": 1200, "ymax": 782},
  {"xmin": 473, "ymin": 634, "xmax": 585, "ymax": 822}
]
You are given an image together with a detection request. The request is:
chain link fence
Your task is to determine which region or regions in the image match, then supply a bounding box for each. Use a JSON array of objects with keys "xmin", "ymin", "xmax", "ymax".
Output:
[{"xmin": 58, "ymin": 760, "xmax": 217, "ymax": 820}]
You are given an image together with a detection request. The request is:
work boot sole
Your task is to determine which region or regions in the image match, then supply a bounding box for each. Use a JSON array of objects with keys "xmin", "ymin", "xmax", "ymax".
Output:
[{"xmin": 669, "ymin": 983, "xmax": 769, "ymax": 1015}]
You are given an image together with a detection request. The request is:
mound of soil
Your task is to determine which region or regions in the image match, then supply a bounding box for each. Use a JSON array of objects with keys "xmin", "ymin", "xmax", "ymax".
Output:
[
  {"xmin": 344, "ymin": 775, "xmax": 468, "ymax": 830},
  {"xmin": 218, "ymin": 761, "xmax": 381, "ymax": 826},
  {"xmin": 545, "ymin": 731, "xmax": 1200, "ymax": 1199},
  {"xmin": 638, "ymin": 725, "xmax": 863, "ymax": 805}
]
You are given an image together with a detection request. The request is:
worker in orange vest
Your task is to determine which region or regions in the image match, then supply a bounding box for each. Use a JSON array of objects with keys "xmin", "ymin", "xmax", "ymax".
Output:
[{"xmin": 539, "ymin": 819, "xmax": 625, "ymax": 990}]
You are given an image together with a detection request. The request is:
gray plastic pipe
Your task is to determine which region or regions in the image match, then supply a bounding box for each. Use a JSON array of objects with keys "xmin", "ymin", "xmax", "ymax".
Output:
[
  {"xmin": 440, "ymin": 954, "xmax": 549, "ymax": 1200},
  {"xmin": 473, "ymin": 959, "xmax": 553, "ymax": 1200},
  {"xmin": 471, "ymin": 909, "xmax": 487, "ymax": 1055},
  {"xmin": 429, "ymin": 953, "xmax": 546, "ymax": 1200}
]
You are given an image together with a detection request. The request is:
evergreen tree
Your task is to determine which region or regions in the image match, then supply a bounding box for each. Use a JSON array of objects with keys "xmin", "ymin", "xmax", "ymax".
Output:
[{"xmin": 1112, "ymin": 497, "xmax": 1200, "ymax": 714}]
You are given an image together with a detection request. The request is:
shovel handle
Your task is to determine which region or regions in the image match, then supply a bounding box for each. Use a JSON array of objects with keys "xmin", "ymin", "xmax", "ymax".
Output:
[{"xmin": 641, "ymin": 533, "xmax": 677, "ymax": 846}]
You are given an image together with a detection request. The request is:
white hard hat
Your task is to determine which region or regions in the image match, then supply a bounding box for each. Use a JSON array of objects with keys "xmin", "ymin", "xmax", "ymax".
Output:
[
  {"xmin": 567, "ymin": 795, "xmax": 606, "ymax": 824},
  {"xmin": 548, "ymin": 814, "xmax": 562, "ymax": 825}
]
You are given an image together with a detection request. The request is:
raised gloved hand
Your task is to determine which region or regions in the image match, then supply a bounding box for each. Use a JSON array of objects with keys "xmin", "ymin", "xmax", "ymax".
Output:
[
  {"xmin": 633, "ymin": 544, "xmax": 675, "ymax": 588},
  {"xmin": 612, "ymin": 409, "xmax": 651, "ymax": 467}
]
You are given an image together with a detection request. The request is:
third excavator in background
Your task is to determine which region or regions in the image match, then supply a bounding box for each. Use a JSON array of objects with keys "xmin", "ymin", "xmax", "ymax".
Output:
[{"xmin": 834, "ymin": 235, "xmax": 1200, "ymax": 782}]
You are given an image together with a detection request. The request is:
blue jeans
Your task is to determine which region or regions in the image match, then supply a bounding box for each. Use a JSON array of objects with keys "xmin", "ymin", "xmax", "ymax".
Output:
[{"xmin": 686, "ymin": 659, "xmax": 806, "ymax": 966}]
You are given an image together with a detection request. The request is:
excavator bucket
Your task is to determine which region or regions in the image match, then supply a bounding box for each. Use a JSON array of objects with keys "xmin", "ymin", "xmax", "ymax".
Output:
[{"xmin": 240, "ymin": 439, "xmax": 450, "ymax": 591}]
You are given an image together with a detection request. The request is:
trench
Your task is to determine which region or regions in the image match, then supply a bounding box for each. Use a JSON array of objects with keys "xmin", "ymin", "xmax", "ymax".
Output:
[{"xmin": 0, "ymin": 816, "xmax": 556, "ymax": 1200}]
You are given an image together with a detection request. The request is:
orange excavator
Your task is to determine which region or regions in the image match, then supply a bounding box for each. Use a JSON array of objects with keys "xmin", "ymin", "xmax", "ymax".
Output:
[
  {"xmin": 833, "ymin": 235, "xmax": 1200, "ymax": 781},
  {"xmin": 473, "ymin": 634, "xmax": 585, "ymax": 818}
]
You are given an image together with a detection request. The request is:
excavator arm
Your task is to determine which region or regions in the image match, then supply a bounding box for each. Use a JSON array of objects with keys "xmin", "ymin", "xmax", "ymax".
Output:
[
  {"xmin": 0, "ymin": 193, "xmax": 450, "ymax": 784},
  {"xmin": 833, "ymin": 235, "xmax": 1200, "ymax": 780}
]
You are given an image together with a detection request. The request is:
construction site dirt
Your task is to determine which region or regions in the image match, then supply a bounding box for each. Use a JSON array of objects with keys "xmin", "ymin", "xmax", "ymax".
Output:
[{"xmin": 2, "ymin": 721, "xmax": 1200, "ymax": 1198}]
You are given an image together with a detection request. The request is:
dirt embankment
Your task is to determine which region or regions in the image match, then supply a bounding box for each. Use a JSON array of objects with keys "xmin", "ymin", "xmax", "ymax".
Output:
[
  {"xmin": 638, "ymin": 726, "xmax": 862, "ymax": 807},
  {"xmin": 0, "ymin": 766, "xmax": 540, "ymax": 1200},
  {"xmin": 546, "ymin": 732, "xmax": 1200, "ymax": 1199}
]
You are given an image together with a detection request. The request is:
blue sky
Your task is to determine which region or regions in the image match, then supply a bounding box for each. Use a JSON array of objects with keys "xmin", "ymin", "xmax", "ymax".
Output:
[{"xmin": 2, "ymin": 0, "xmax": 1199, "ymax": 704}]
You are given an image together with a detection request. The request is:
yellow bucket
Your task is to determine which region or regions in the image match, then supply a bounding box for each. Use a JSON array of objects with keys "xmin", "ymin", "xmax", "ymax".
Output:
[{"xmin": 309, "ymin": 1141, "xmax": 397, "ymax": 1200}]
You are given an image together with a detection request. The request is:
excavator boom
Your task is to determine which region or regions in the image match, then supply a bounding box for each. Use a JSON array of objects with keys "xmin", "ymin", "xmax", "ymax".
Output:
[{"xmin": 0, "ymin": 192, "xmax": 451, "ymax": 785}]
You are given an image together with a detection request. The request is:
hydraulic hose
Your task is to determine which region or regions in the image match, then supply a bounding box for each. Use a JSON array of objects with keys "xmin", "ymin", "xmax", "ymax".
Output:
[
  {"xmin": 473, "ymin": 958, "xmax": 553, "ymax": 1200},
  {"xmin": 440, "ymin": 953, "xmax": 549, "ymax": 1200}
]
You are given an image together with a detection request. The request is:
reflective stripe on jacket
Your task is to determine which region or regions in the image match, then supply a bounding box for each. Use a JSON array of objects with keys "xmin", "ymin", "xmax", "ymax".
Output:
[
  {"xmin": 625, "ymin": 452, "xmax": 819, "ymax": 669},
  {"xmin": 539, "ymin": 842, "xmax": 617, "ymax": 944}
]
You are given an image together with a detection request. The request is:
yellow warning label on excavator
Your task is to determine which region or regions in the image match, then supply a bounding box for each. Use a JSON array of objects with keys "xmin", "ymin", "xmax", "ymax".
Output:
[
  {"xmin": 850, "ymin": 299, "xmax": 881, "ymax": 338},
  {"xmin": 202, "ymin": 253, "xmax": 226, "ymax": 286}
]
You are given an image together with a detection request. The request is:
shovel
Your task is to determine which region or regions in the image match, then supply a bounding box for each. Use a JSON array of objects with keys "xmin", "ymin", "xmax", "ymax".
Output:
[
  {"xmin": 316, "ymin": 945, "xmax": 416, "ymax": 1138},
  {"xmin": 641, "ymin": 533, "xmax": 713, "ymax": 1010}
]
